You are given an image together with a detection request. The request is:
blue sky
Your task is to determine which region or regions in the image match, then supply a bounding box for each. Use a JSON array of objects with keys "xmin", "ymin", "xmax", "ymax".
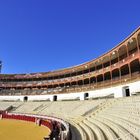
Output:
[{"xmin": 0, "ymin": 0, "xmax": 140, "ymax": 74}]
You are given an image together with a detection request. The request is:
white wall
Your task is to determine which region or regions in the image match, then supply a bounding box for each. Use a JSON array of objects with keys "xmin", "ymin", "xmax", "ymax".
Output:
[{"xmin": 0, "ymin": 81, "xmax": 140, "ymax": 101}]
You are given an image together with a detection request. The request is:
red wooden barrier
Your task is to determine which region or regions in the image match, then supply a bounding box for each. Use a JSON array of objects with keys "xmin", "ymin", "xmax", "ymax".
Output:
[{"xmin": 2, "ymin": 113, "xmax": 52, "ymax": 130}]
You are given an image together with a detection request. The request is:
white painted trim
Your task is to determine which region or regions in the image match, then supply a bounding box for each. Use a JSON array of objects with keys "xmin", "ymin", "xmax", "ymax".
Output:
[{"xmin": 0, "ymin": 81, "xmax": 140, "ymax": 101}]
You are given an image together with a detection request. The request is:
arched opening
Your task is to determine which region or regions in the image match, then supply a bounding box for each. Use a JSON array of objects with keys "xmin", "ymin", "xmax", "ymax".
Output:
[
  {"xmin": 24, "ymin": 96, "xmax": 28, "ymax": 102},
  {"xmin": 83, "ymin": 69, "xmax": 89, "ymax": 74},
  {"xmin": 96, "ymin": 59, "xmax": 103, "ymax": 70},
  {"xmin": 90, "ymin": 66, "xmax": 95, "ymax": 72},
  {"xmin": 71, "ymin": 72, "xmax": 77, "ymax": 77},
  {"xmin": 77, "ymin": 70, "xmax": 83, "ymax": 75},
  {"xmin": 121, "ymin": 64, "xmax": 129, "ymax": 76},
  {"xmin": 48, "ymin": 85, "xmax": 53, "ymax": 89},
  {"xmin": 104, "ymin": 72, "xmax": 111, "ymax": 81},
  {"xmin": 130, "ymin": 59, "xmax": 140, "ymax": 74},
  {"xmin": 112, "ymin": 69, "xmax": 120, "ymax": 79},
  {"xmin": 84, "ymin": 78, "xmax": 89, "ymax": 85},
  {"xmin": 118, "ymin": 45, "xmax": 127, "ymax": 61},
  {"xmin": 65, "ymin": 82, "xmax": 70, "ymax": 87},
  {"xmin": 127, "ymin": 38, "xmax": 138, "ymax": 55},
  {"xmin": 97, "ymin": 74, "xmax": 103, "ymax": 82},
  {"xmin": 78, "ymin": 80, "xmax": 83, "ymax": 86},
  {"xmin": 111, "ymin": 50, "xmax": 119, "ymax": 65},
  {"xmin": 53, "ymin": 95, "xmax": 57, "ymax": 101},
  {"xmin": 53, "ymin": 84, "xmax": 59, "ymax": 88},
  {"xmin": 84, "ymin": 93, "xmax": 89, "ymax": 100},
  {"xmin": 90, "ymin": 77, "xmax": 96, "ymax": 84},
  {"xmin": 71, "ymin": 81, "xmax": 77, "ymax": 86},
  {"xmin": 60, "ymin": 83, "xmax": 65, "ymax": 88},
  {"xmin": 103, "ymin": 56, "xmax": 110, "ymax": 68}
]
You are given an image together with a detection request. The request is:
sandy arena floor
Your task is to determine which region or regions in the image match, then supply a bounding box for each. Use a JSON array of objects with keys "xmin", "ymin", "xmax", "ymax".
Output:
[{"xmin": 0, "ymin": 119, "xmax": 50, "ymax": 140}]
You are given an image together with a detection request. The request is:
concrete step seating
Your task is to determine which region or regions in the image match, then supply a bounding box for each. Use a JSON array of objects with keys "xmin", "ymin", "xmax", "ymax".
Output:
[
  {"xmin": 69, "ymin": 124, "xmax": 82, "ymax": 140},
  {"xmin": 70, "ymin": 120, "xmax": 88, "ymax": 140},
  {"xmin": 83, "ymin": 119, "xmax": 105, "ymax": 140},
  {"xmin": 10, "ymin": 100, "xmax": 105, "ymax": 119},
  {"xmin": 0, "ymin": 102, "xmax": 22, "ymax": 111},
  {"xmin": 102, "ymin": 110, "xmax": 140, "ymax": 125},
  {"xmin": 70, "ymin": 97, "xmax": 140, "ymax": 140},
  {"xmin": 87, "ymin": 117, "xmax": 118, "ymax": 140},
  {"xmin": 1, "ymin": 96, "xmax": 140, "ymax": 140},
  {"xmin": 97, "ymin": 114, "xmax": 140, "ymax": 139},
  {"xmin": 78, "ymin": 121, "xmax": 95, "ymax": 140},
  {"xmin": 94, "ymin": 116, "xmax": 135, "ymax": 140}
]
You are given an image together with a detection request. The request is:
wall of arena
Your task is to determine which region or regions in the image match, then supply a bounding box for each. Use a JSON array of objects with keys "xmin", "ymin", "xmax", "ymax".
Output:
[
  {"xmin": 0, "ymin": 80, "xmax": 140, "ymax": 102},
  {"xmin": 0, "ymin": 112, "xmax": 70, "ymax": 140}
]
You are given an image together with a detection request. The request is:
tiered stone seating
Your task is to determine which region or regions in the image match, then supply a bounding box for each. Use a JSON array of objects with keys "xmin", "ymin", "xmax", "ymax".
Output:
[
  {"xmin": 69, "ymin": 120, "xmax": 88, "ymax": 140},
  {"xmin": 12, "ymin": 100, "xmax": 105, "ymax": 119},
  {"xmin": 87, "ymin": 118, "xmax": 117, "ymax": 140},
  {"xmin": 0, "ymin": 102, "xmax": 22, "ymax": 111},
  {"xmin": 92, "ymin": 97, "xmax": 140, "ymax": 139},
  {"xmin": 83, "ymin": 120, "xmax": 105, "ymax": 140},
  {"xmin": 94, "ymin": 117, "xmax": 135, "ymax": 139},
  {"xmin": 1, "ymin": 96, "xmax": 140, "ymax": 140},
  {"xmin": 87, "ymin": 97, "xmax": 140, "ymax": 139},
  {"xmin": 14, "ymin": 102, "xmax": 44, "ymax": 113},
  {"xmin": 78, "ymin": 120, "xmax": 95, "ymax": 140},
  {"xmin": 68, "ymin": 97, "xmax": 140, "ymax": 140},
  {"xmin": 0, "ymin": 102, "xmax": 12, "ymax": 110}
]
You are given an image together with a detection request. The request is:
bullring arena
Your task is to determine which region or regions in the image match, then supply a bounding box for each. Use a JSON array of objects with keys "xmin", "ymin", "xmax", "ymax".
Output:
[
  {"xmin": 0, "ymin": 119, "xmax": 50, "ymax": 140},
  {"xmin": 0, "ymin": 27, "xmax": 140, "ymax": 140}
]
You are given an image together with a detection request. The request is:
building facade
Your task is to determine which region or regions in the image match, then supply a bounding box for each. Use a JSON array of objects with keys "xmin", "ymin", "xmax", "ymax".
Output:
[{"xmin": 0, "ymin": 27, "xmax": 140, "ymax": 101}]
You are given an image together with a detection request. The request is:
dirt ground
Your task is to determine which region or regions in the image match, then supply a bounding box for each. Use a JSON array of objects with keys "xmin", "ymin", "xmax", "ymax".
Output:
[{"xmin": 0, "ymin": 119, "xmax": 50, "ymax": 140}]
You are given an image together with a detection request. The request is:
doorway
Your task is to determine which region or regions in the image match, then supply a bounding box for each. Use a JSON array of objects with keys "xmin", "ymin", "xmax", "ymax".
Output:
[
  {"xmin": 84, "ymin": 93, "xmax": 89, "ymax": 100},
  {"xmin": 125, "ymin": 88, "xmax": 130, "ymax": 97},
  {"xmin": 123, "ymin": 86, "xmax": 130, "ymax": 97},
  {"xmin": 53, "ymin": 95, "xmax": 57, "ymax": 101},
  {"xmin": 24, "ymin": 96, "xmax": 28, "ymax": 102}
]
